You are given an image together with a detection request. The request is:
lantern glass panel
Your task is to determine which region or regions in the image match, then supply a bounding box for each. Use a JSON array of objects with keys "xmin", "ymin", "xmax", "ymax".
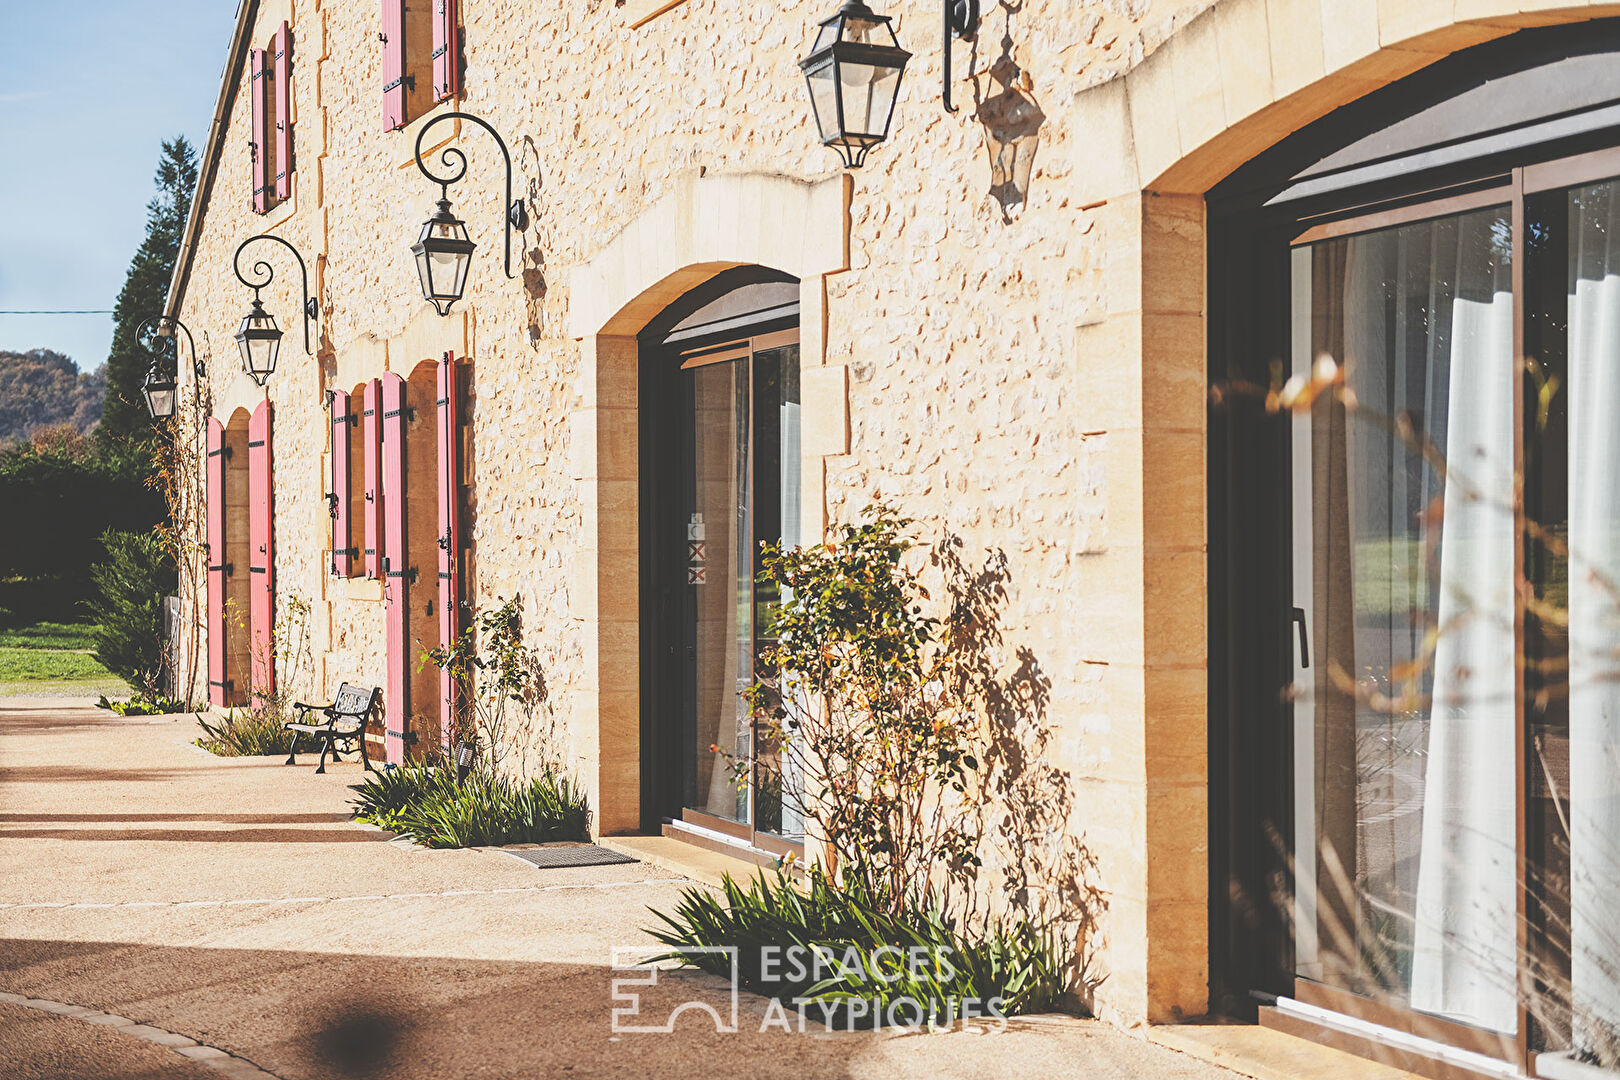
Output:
[
  {"xmin": 142, "ymin": 381, "xmax": 177, "ymax": 420},
  {"xmin": 840, "ymin": 58, "xmax": 901, "ymax": 139},
  {"xmin": 841, "ymin": 12, "xmax": 891, "ymax": 45},
  {"xmin": 805, "ymin": 59, "xmax": 839, "ymax": 143}
]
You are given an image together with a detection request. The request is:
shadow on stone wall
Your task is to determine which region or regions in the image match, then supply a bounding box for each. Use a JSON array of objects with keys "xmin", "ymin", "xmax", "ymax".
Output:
[
  {"xmin": 970, "ymin": 1, "xmax": 1046, "ymax": 223},
  {"xmin": 933, "ymin": 532, "xmax": 1107, "ymax": 1005}
]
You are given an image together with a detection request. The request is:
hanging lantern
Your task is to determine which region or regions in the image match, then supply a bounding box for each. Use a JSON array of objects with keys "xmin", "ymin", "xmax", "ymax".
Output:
[
  {"xmin": 799, "ymin": 0, "xmax": 912, "ymax": 168},
  {"xmin": 412, "ymin": 198, "xmax": 477, "ymax": 316},
  {"xmin": 140, "ymin": 363, "xmax": 178, "ymax": 419},
  {"xmin": 236, "ymin": 299, "xmax": 283, "ymax": 387}
]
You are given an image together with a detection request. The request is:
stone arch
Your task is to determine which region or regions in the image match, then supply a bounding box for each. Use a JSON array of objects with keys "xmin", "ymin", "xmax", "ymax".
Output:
[
  {"xmin": 1074, "ymin": 0, "xmax": 1610, "ymax": 205},
  {"xmin": 1065, "ymin": 0, "xmax": 1619, "ymax": 1027},
  {"xmin": 567, "ymin": 171, "xmax": 852, "ymax": 836}
]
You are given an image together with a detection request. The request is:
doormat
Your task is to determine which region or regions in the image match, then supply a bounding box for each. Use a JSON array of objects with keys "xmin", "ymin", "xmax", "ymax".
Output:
[{"xmin": 499, "ymin": 844, "xmax": 639, "ymax": 869}]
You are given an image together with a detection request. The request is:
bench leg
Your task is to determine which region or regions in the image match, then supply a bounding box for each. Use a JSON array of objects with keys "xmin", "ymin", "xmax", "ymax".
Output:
[
  {"xmin": 284, "ymin": 729, "xmax": 300, "ymax": 766},
  {"xmin": 315, "ymin": 734, "xmax": 332, "ymax": 774},
  {"xmin": 359, "ymin": 731, "xmax": 373, "ymax": 772}
]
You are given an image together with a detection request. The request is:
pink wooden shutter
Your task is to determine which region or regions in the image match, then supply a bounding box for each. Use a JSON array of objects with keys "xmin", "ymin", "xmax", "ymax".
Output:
[
  {"xmin": 206, "ymin": 418, "xmax": 228, "ymax": 708},
  {"xmin": 248, "ymin": 400, "xmax": 275, "ymax": 707},
  {"xmin": 436, "ymin": 354, "xmax": 460, "ymax": 747},
  {"xmin": 330, "ymin": 390, "xmax": 352, "ymax": 577},
  {"xmin": 381, "ymin": 0, "xmax": 407, "ymax": 131},
  {"xmin": 381, "ymin": 373, "xmax": 409, "ymax": 764},
  {"xmin": 250, "ymin": 48, "xmax": 269, "ymax": 213},
  {"xmin": 363, "ymin": 379, "xmax": 382, "ymax": 578},
  {"xmin": 273, "ymin": 22, "xmax": 292, "ymax": 200},
  {"xmin": 432, "ymin": 0, "xmax": 460, "ymax": 101}
]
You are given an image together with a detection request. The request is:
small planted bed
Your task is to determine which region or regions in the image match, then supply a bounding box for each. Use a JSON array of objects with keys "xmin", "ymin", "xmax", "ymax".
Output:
[
  {"xmin": 350, "ymin": 762, "xmax": 590, "ymax": 848},
  {"xmin": 651, "ymin": 868, "xmax": 1067, "ymax": 1030},
  {"xmin": 194, "ymin": 711, "xmax": 298, "ymax": 756}
]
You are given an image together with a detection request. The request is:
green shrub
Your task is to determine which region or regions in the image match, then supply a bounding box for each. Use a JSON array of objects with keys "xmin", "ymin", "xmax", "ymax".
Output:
[
  {"xmin": 97, "ymin": 693, "xmax": 186, "ymax": 716},
  {"xmin": 85, "ymin": 529, "xmax": 175, "ymax": 691},
  {"xmin": 350, "ymin": 762, "xmax": 590, "ymax": 848},
  {"xmin": 649, "ymin": 868, "xmax": 1067, "ymax": 1029},
  {"xmin": 195, "ymin": 710, "xmax": 296, "ymax": 756}
]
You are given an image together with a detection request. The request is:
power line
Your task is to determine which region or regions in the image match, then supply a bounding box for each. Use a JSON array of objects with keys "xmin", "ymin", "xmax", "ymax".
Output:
[{"xmin": 0, "ymin": 309, "xmax": 115, "ymax": 314}]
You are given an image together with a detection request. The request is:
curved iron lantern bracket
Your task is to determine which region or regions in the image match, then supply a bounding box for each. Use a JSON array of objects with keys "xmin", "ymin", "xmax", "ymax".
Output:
[
  {"xmin": 413, "ymin": 110, "xmax": 528, "ymax": 280},
  {"xmin": 233, "ymin": 233, "xmax": 318, "ymax": 355},
  {"xmin": 136, "ymin": 313, "xmax": 204, "ymax": 381},
  {"xmin": 943, "ymin": 0, "xmax": 979, "ymax": 113}
]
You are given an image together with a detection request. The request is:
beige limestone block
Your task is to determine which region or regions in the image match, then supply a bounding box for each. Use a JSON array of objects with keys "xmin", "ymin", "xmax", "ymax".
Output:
[
  {"xmin": 1265, "ymin": 0, "xmax": 1328, "ymax": 100},
  {"xmin": 1171, "ymin": 12, "xmax": 1228, "ymax": 166},
  {"xmin": 801, "ymin": 364, "xmax": 849, "ymax": 456},
  {"xmin": 1125, "ymin": 51, "xmax": 1183, "ymax": 192},
  {"xmin": 1068, "ymin": 78, "xmax": 1139, "ymax": 207},
  {"xmin": 1213, "ymin": 0, "xmax": 1277, "ymax": 128}
]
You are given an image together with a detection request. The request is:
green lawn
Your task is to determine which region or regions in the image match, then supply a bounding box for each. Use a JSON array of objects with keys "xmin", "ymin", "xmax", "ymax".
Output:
[
  {"xmin": 0, "ymin": 621, "xmax": 98, "ymax": 651},
  {"xmin": 0, "ymin": 620, "xmax": 129, "ymax": 698}
]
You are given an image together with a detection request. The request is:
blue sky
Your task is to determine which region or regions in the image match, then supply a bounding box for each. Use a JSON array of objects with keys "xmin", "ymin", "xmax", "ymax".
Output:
[{"xmin": 0, "ymin": 2, "xmax": 238, "ymax": 373}]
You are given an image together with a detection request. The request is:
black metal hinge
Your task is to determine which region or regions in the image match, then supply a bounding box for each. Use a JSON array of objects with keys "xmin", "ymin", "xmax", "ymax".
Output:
[{"xmin": 248, "ymin": 439, "xmax": 266, "ymax": 448}]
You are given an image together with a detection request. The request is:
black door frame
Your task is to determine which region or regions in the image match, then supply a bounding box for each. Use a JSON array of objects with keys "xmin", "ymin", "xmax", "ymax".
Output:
[
  {"xmin": 635, "ymin": 267, "xmax": 800, "ymax": 840},
  {"xmin": 1207, "ymin": 19, "xmax": 1620, "ymax": 1070}
]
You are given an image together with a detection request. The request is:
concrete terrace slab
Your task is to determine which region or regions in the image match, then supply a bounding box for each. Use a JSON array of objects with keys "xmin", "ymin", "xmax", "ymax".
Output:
[{"xmin": 0, "ymin": 695, "xmax": 1256, "ymax": 1079}]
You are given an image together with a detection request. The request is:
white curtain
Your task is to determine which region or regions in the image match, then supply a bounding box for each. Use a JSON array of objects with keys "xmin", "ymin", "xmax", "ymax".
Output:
[
  {"xmin": 1566, "ymin": 182, "xmax": 1620, "ymax": 1055},
  {"xmin": 1409, "ymin": 236, "xmax": 1519, "ymax": 1033}
]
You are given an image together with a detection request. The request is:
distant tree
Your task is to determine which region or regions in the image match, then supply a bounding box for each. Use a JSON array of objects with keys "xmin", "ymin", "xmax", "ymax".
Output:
[
  {"xmin": 100, "ymin": 136, "xmax": 198, "ymax": 449},
  {"xmin": 0, "ymin": 349, "xmax": 105, "ymax": 444},
  {"xmin": 87, "ymin": 529, "xmax": 176, "ymax": 693}
]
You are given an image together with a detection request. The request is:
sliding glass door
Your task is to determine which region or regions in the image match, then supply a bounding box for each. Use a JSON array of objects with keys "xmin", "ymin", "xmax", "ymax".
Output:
[
  {"xmin": 1290, "ymin": 201, "xmax": 1520, "ymax": 1033},
  {"xmin": 1287, "ymin": 165, "xmax": 1620, "ymax": 1061}
]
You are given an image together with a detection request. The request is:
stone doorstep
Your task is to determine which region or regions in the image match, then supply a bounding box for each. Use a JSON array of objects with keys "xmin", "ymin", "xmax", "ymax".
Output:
[
  {"xmin": 1148, "ymin": 1021, "xmax": 1434, "ymax": 1080},
  {"xmin": 596, "ymin": 834, "xmax": 759, "ymax": 890}
]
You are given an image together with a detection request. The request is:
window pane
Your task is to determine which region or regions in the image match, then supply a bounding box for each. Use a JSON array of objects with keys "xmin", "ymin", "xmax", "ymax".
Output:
[{"xmin": 1292, "ymin": 206, "xmax": 1518, "ymax": 1031}]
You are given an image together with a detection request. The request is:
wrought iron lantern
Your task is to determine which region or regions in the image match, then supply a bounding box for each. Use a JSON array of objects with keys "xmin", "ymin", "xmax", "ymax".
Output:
[
  {"xmin": 134, "ymin": 314, "xmax": 201, "ymax": 420},
  {"xmin": 799, "ymin": 0, "xmax": 913, "ymax": 168},
  {"xmin": 233, "ymin": 233, "xmax": 318, "ymax": 387},
  {"xmin": 236, "ymin": 300, "xmax": 282, "ymax": 386},
  {"xmin": 140, "ymin": 364, "xmax": 179, "ymax": 420},
  {"xmin": 411, "ymin": 111, "xmax": 527, "ymax": 316},
  {"xmin": 413, "ymin": 199, "xmax": 477, "ymax": 316}
]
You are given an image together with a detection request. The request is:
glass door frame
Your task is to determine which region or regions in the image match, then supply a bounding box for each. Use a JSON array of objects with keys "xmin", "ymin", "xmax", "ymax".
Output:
[
  {"xmin": 661, "ymin": 326, "xmax": 803, "ymax": 861},
  {"xmin": 1276, "ymin": 143, "xmax": 1620, "ymax": 1074}
]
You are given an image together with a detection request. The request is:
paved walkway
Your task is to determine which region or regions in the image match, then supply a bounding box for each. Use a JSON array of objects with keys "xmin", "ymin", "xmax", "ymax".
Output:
[{"xmin": 0, "ymin": 696, "xmax": 1240, "ymax": 1080}]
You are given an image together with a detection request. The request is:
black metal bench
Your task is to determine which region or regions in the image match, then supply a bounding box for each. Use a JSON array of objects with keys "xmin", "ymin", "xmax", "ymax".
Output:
[{"xmin": 284, "ymin": 683, "xmax": 378, "ymax": 773}]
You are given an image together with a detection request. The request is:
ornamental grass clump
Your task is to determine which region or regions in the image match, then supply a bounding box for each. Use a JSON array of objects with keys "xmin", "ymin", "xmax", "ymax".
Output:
[
  {"xmin": 195, "ymin": 710, "xmax": 297, "ymax": 756},
  {"xmin": 650, "ymin": 867, "xmax": 1066, "ymax": 1028},
  {"xmin": 350, "ymin": 761, "xmax": 588, "ymax": 848}
]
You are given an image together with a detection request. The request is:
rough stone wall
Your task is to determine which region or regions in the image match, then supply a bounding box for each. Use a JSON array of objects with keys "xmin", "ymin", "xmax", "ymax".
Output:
[{"xmin": 176, "ymin": 0, "xmax": 1217, "ymax": 1023}]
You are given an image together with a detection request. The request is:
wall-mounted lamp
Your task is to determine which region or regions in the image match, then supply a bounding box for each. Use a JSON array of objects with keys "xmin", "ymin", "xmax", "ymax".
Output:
[
  {"xmin": 411, "ymin": 111, "xmax": 528, "ymax": 316},
  {"xmin": 799, "ymin": 0, "xmax": 913, "ymax": 169},
  {"xmin": 233, "ymin": 234, "xmax": 317, "ymax": 387},
  {"xmin": 135, "ymin": 314, "xmax": 201, "ymax": 420}
]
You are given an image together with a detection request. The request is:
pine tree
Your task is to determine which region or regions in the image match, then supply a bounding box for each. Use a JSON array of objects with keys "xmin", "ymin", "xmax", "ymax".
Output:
[{"xmin": 99, "ymin": 137, "xmax": 198, "ymax": 449}]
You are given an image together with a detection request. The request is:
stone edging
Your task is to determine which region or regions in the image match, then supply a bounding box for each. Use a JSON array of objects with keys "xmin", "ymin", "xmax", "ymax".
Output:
[{"xmin": 0, "ymin": 990, "xmax": 281, "ymax": 1079}]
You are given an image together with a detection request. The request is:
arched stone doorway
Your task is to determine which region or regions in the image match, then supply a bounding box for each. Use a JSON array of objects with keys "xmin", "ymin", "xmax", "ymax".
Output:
[{"xmin": 567, "ymin": 172, "xmax": 851, "ymax": 837}]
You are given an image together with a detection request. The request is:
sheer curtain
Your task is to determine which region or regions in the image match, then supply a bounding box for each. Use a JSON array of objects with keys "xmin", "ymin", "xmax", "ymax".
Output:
[
  {"xmin": 1566, "ymin": 180, "xmax": 1620, "ymax": 1055},
  {"xmin": 1409, "ymin": 216, "xmax": 1519, "ymax": 1033}
]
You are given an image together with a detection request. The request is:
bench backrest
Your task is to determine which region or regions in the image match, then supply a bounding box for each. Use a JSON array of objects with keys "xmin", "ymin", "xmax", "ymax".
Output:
[{"xmin": 332, "ymin": 682, "xmax": 379, "ymax": 719}]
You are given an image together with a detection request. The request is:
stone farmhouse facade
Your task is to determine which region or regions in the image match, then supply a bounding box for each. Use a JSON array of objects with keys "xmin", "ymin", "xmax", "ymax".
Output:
[{"xmin": 167, "ymin": 0, "xmax": 1620, "ymax": 1073}]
